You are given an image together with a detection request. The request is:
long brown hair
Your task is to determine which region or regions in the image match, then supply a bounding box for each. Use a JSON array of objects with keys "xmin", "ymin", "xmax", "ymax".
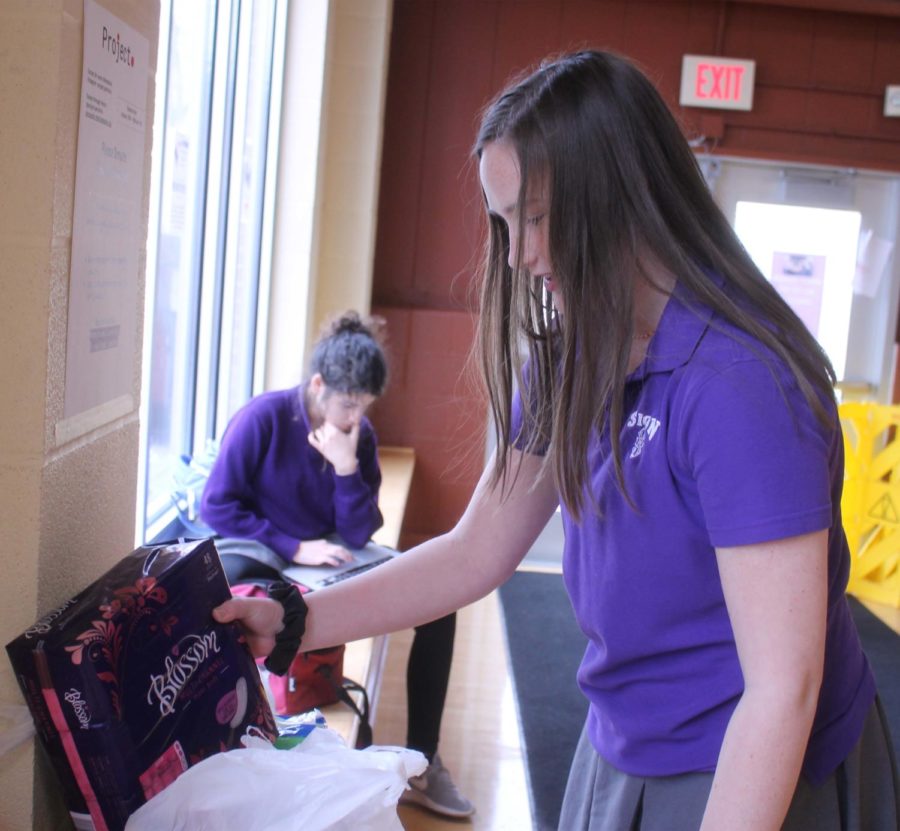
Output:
[{"xmin": 474, "ymin": 50, "xmax": 836, "ymax": 519}]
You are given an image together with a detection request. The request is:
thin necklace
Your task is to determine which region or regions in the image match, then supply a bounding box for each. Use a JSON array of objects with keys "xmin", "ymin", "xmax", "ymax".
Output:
[{"xmin": 633, "ymin": 329, "xmax": 655, "ymax": 341}]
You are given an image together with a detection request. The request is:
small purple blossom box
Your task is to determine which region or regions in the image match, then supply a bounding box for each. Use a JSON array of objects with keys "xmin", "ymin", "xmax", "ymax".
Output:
[{"xmin": 6, "ymin": 538, "xmax": 277, "ymax": 831}]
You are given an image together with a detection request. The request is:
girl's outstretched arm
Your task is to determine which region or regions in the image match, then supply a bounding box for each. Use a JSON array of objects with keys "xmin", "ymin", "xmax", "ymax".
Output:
[
  {"xmin": 213, "ymin": 448, "xmax": 559, "ymax": 654},
  {"xmin": 700, "ymin": 529, "xmax": 828, "ymax": 831}
]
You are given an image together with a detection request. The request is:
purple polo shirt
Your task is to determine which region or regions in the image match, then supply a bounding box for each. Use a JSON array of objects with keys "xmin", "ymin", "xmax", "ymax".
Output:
[
  {"xmin": 512, "ymin": 283, "xmax": 874, "ymax": 785},
  {"xmin": 200, "ymin": 386, "xmax": 383, "ymax": 560}
]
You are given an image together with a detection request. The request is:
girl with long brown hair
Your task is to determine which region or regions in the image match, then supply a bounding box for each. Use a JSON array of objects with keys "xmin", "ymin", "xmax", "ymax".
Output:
[{"xmin": 214, "ymin": 52, "xmax": 897, "ymax": 829}]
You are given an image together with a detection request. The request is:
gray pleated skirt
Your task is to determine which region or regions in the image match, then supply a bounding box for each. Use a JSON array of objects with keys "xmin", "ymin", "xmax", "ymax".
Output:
[{"xmin": 558, "ymin": 699, "xmax": 899, "ymax": 831}]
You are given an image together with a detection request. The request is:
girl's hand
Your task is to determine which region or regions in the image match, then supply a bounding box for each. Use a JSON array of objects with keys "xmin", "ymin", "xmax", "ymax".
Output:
[
  {"xmin": 212, "ymin": 597, "xmax": 284, "ymax": 659},
  {"xmin": 308, "ymin": 422, "xmax": 360, "ymax": 475},
  {"xmin": 292, "ymin": 538, "xmax": 354, "ymax": 567}
]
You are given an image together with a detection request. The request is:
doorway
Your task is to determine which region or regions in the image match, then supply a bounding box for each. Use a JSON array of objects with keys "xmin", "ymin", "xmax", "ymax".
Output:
[{"xmin": 704, "ymin": 155, "xmax": 900, "ymax": 402}]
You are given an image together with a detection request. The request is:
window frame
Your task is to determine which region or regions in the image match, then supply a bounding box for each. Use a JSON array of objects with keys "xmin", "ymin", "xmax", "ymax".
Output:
[{"xmin": 137, "ymin": 0, "xmax": 287, "ymax": 545}]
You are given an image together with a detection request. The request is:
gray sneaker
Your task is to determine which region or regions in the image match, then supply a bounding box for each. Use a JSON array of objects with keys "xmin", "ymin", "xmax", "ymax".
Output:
[{"xmin": 402, "ymin": 753, "xmax": 475, "ymax": 818}]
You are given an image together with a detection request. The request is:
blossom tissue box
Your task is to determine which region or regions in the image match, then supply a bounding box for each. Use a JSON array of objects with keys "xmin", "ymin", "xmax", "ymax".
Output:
[{"xmin": 6, "ymin": 537, "xmax": 277, "ymax": 831}]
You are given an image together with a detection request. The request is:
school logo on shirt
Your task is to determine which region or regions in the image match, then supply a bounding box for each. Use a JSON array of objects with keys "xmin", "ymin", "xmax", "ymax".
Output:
[{"xmin": 626, "ymin": 410, "xmax": 661, "ymax": 459}]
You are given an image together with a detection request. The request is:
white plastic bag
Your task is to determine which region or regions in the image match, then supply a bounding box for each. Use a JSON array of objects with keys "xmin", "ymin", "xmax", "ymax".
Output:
[
  {"xmin": 125, "ymin": 722, "xmax": 427, "ymax": 831},
  {"xmin": 0, "ymin": 704, "xmax": 36, "ymax": 757}
]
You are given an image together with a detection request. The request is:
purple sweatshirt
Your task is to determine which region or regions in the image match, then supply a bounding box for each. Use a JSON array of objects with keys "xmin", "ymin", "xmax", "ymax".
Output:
[{"xmin": 200, "ymin": 386, "xmax": 383, "ymax": 562}]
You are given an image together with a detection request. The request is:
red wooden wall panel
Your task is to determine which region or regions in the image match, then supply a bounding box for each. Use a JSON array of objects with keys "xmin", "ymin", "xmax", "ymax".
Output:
[
  {"xmin": 809, "ymin": 14, "xmax": 878, "ymax": 92},
  {"xmin": 370, "ymin": 305, "xmax": 482, "ymax": 547},
  {"xmin": 412, "ymin": 2, "xmax": 496, "ymax": 309},
  {"xmin": 873, "ymin": 24, "xmax": 900, "ymax": 90},
  {"xmin": 621, "ymin": 1, "xmax": 699, "ymax": 95},
  {"xmin": 493, "ymin": 2, "xmax": 564, "ymax": 84},
  {"xmin": 724, "ymin": 6, "xmax": 816, "ymax": 86},
  {"xmin": 371, "ymin": 0, "xmax": 900, "ymax": 545},
  {"xmin": 559, "ymin": 1, "xmax": 628, "ymax": 54},
  {"xmin": 372, "ymin": 1, "xmax": 434, "ymax": 306}
]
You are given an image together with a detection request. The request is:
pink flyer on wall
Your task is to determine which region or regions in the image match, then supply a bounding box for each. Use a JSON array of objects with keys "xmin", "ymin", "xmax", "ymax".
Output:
[{"xmin": 770, "ymin": 251, "xmax": 826, "ymax": 337}]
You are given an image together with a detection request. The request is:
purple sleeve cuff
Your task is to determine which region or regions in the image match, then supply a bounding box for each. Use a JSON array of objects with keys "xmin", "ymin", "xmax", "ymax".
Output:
[{"xmin": 266, "ymin": 531, "xmax": 302, "ymax": 563}]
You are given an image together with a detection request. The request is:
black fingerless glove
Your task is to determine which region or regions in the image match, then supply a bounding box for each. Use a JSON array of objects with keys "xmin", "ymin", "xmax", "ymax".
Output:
[{"xmin": 264, "ymin": 581, "xmax": 309, "ymax": 676}]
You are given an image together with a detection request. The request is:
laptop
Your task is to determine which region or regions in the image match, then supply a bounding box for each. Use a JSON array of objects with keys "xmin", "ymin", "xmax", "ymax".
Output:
[{"xmin": 283, "ymin": 538, "xmax": 397, "ymax": 591}]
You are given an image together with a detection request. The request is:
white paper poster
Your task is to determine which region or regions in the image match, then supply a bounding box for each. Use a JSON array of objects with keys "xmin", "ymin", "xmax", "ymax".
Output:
[
  {"xmin": 734, "ymin": 201, "xmax": 860, "ymax": 381},
  {"xmin": 60, "ymin": 0, "xmax": 149, "ymax": 435}
]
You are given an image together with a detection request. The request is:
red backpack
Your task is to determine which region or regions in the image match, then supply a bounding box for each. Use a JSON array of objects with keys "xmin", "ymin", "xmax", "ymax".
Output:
[{"xmin": 230, "ymin": 582, "xmax": 372, "ymax": 747}]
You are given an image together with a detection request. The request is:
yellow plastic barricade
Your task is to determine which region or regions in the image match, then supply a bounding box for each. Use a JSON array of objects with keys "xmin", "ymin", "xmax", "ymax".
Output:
[{"xmin": 839, "ymin": 402, "xmax": 900, "ymax": 608}]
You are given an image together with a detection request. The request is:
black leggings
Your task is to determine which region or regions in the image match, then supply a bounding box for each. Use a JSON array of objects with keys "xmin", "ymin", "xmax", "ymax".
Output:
[
  {"xmin": 222, "ymin": 552, "xmax": 456, "ymax": 761},
  {"xmin": 406, "ymin": 612, "xmax": 456, "ymax": 762}
]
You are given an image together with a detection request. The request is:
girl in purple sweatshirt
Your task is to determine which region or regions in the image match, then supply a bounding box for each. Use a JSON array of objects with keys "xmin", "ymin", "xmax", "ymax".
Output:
[{"xmin": 201, "ymin": 312, "xmax": 474, "ymax": 818}]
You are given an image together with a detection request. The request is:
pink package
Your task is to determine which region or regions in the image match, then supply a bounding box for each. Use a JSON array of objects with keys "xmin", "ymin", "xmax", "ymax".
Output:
[{"xmin": 6, "ymin": 538, "xmax": 277, "ymax": 831}]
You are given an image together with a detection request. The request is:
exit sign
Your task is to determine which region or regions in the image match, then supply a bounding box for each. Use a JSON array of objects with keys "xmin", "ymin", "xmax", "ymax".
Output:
[{"xmin": 680, "ymin": 55, "xmax": 756, "ymax": 111}]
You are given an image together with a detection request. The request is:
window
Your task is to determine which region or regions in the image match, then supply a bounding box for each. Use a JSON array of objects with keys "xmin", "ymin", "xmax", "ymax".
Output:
[
  {"xmin": 138, "ymin": 0, "xmax": 286, "ymax": 543},
  {"xmin": 734, "ymin": 200, "xmax": 861, "ymax": 381}
]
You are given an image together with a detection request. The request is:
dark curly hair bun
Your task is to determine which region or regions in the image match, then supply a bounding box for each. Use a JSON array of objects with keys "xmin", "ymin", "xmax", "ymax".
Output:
[{"xmin": 310, "ymin": 311, "xmax": 388, "ymax": 396}]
